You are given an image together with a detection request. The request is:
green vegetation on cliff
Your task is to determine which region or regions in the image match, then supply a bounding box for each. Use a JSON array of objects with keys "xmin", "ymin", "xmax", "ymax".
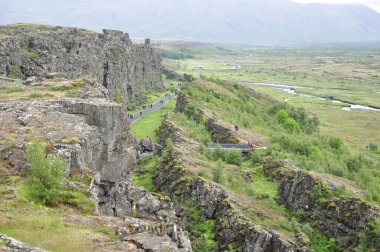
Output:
[{"xmin": 181, "ymin": 77, "xmax": 380, "ymax": 204}]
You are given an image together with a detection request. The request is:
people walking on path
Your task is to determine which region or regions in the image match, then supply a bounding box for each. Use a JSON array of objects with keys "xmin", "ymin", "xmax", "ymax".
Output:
[{"xmin": 129, "ymin": 92, "xmax": 177, "ymax": 124}]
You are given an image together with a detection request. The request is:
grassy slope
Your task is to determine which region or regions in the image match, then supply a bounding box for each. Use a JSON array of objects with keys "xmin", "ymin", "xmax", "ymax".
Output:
[
  {"xmin": 163, "ymin": 44, "xmax": 380, "ymax": 161},
  {"xmin": 163, "ymin": 96, "xmax": 333, "ymax": 250},
  {"xmin": 0, "ymin": 173, "xmax": 113, "ymax": 252},
  {"xmin": 180, "ymin": 78, "xmax": 380, "ymax": 204}
]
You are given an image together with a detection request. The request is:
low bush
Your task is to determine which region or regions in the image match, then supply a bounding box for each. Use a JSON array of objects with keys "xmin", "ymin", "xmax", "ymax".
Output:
[
  {"xmin": 26, "ymin": 139, "xmax": 64, "ymax": 205},
  {"xmin": 208, "ymin": 147, "xmax": 243, "ymax": 166},
  {"xmin": 212, "ymin": 159, "xmax": 225, "ymax": 184},
  {"xmin": 7, "ymin": 65, "xmax": 22, "ymax": 79}
]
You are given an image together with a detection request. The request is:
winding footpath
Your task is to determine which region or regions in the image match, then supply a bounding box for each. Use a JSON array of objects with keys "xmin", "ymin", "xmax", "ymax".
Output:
[{"xmin": 129, "ymin": 93, "xmax": 177, "ymax": 124}]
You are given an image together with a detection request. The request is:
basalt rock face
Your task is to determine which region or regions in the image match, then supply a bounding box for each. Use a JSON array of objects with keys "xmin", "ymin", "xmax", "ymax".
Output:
[
  {"xmin": 0, "ymin": 96, "xmax": 191, "ymax": 251},
  {"xmin": 155, "ymin": 116, "xmax": 305, "ymax": 251},
  {"xmin": 153, "ymin": 149, "xmax": 304, "ymax": 252},
  {"xmin": 0, "ymin": 25, "xmax": 163, "ymax": 108},
  {"xmin": 264, "ymin": 158, "xmax": 380, "ymax": 250}
]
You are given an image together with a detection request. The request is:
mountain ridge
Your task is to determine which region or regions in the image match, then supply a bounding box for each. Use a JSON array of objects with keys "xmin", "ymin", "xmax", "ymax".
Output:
[{"xmin": 1, "ymin": 0, "xmax": 380, "ymax": 45}]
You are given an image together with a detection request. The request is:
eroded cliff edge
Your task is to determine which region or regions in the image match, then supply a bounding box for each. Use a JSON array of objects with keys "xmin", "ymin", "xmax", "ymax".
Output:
[
  {"xmin": 0, "ymin": 24, "xmax": 191, "ymax": 251},
  {"xmin": 0, "ymin": 24, "xmax": 163, "ymax": 108}
]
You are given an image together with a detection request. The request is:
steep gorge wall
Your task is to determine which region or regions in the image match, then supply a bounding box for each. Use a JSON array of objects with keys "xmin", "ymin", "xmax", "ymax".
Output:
[
  {"xmin": 264, "ymin": 158, "xmax": 380, "ymax": 250},
  {"xmin": 155, "ymin": 117, "xmax": 304, "ymax": 251},
  {"xmin": 0, "ymin": 25, "xmax": 163, "ymax": 107}
]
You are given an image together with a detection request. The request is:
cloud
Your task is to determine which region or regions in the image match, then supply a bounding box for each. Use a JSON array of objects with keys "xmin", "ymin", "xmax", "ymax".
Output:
[{"xmin": 293, "ymin": 0, "xmax": 380, "ymax": 12}]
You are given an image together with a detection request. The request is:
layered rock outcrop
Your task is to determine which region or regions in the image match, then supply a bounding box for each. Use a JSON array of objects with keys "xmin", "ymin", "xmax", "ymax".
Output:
[
  {"xmin": 175, "ymin": 92, "xmax": 267, "ymax": 147},
  {"xmin": 153, "ymin": 148, "xmax": 304, "ymax": 252},
  {"xmin": 264, "ymin": 158, "xmax": 380, "ymax": 250},
  {"xmin": 0, "ymin": 96, "xmax": 191, "ymax": 251},
  {"xmin": 0, "ymin": 24, "xmax": 163, "ymax": 108},
  {"xmin": 155, "ymin": 115, "xmax": 305, "ymax": 251},
  {"xmin": 0, "ymin": 24, "xmax": 193, "ymax": 251}
]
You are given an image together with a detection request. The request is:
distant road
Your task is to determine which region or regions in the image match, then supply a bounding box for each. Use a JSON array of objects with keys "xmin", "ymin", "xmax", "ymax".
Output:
[{"xmin": 129, "ymin": 93, "xmax": 176, "ymax": 124}]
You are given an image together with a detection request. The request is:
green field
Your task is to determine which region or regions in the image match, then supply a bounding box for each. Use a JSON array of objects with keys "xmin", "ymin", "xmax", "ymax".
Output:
[{"xmin": 162, "ymin": 43, "xmax": 380, "ymax": 158}]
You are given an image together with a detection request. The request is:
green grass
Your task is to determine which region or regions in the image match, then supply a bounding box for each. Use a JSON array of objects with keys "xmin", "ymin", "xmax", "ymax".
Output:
[
  {"xmin": 132, "ymin": 157, "xmax": 160, "ymax": 191},
  {"xmin": 6, "ymin": 83, "xmax": 23, "ymax": 93},
  {"xmin": 22, "ymin": 48, "xmax": 40, "ymax": 60},
  {"xmin": 50, "ymin": 86, "xmax": 72, "ymax": 92},
  {"xmin": 0, "ymin": 174, "xmax": 100, "ymax": 252},
  {"xmin": 180, "ymin": 77, "xmax": 380, "ymax": 204},
  {"xmin": 7, "ymin": 65, "xmax": 22, "ymax": 79},
  {"xmin": 12, "ymin": 23, "xmax": 50, "ymax": 30},
  {"xmin": 131, "ymin": 98, "xmax": 176, "ymax": 141},
  {"xmin": 184, "ymin": 201, "xmax": 216, "ymax": 251},
  {"xmin": 165, "ymin": 45, "xmax": 380, "ymax": 156},
  {"xmin": 28, "ymin": 93, "xmax": 55, "ymax": 98}
]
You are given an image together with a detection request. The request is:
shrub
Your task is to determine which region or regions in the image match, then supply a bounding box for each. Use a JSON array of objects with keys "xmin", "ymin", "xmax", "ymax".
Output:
[
  {"xmin": 185, "ymin": 202, "xmax": 216, "ymax": 251},
  {"xmin": 161, "ymin": 49, "xmax": 193, "ymax": 60},
  {"xmin": 7, "ymin": 65, "xmax": 22, "ymax": 79},
  {"xmin": 26, "ymin": 139, "xmax": 64, "ymax": 205},
  {"xmin": 346, "ymin": 156, "xmax": 362, "ymax": 173},
  {"xmin": 114, "ymin": 89, "xmax": 122, "ymax": 104},
  {"xmin": 369, "ymin": 142, "xmax": 378, "ymax": 151},
  {"xmin": 276, "ymin": 109, "xmax": 289, "ymax": 124},
  {"xmin": 212, "ymin": 159, "xmax": 225, "ymax": 184},
  {"xmin": 329, "ymin": 137, "xmax": 343, "ymax": 150},
  {"xmin": 6, "ymin": 83, "xmax": 23, "ymax": 93},
  {"xmin": 224, "ymin": 149, "xmax": 244, "ymax": 166},
  {"xmin": 283, "ymin": 118, "xmax": 301, "ymax": 134}
]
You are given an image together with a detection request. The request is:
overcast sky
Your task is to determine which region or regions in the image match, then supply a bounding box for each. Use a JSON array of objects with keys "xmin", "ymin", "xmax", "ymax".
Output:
[{"xmin": 294, "ymin": 0, "xmax": 380, "ymax": 12}]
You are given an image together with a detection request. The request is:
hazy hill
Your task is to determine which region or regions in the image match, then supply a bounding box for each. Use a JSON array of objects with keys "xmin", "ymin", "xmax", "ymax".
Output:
[{"xmin": 1, "ymin": 0, "xmax": 380, "ymax": 45}]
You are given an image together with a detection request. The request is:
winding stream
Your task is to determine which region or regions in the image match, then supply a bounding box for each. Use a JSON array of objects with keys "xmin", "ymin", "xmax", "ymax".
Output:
[{"xmin": 239, "ymin": 81, "xmax": 380, "ymax": 112}]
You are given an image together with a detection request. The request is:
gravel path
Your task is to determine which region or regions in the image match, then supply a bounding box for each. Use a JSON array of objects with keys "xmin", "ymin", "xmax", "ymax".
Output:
[{"xmin": 129, "ymin": 93, "xmax": 176, "ymax": 124}]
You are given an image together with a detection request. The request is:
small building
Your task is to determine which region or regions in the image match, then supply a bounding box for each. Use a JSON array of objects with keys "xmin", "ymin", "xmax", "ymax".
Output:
[{"xmin": 195, "ymin": 66, "xmax": 205, "ymax": 71}]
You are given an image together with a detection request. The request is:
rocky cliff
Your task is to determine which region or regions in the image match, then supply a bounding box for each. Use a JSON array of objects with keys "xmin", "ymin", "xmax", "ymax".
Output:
[
  {"xmin": 0, "ymin": 24, "xmax": 163, "ymax": 108},
  {"xmin": 155, "ymin": 115, "xmax": 305, "ymax": 251},
  {"xmin": 264, "ymin": 158, "xmax": 380, "ymax": 250},
  {"xmin": 0, "ymin": 24, "xmax": 192, "ymax": 251}
]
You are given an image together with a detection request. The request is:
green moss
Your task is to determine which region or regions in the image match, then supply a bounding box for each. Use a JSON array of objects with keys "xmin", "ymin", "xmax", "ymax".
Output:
[
  {"xmin": 50, "ymin": 86, "xmax": 72, "ymax": 92},
  {"xmin": 70, "ymin": 81, "xmax": 86, "ymax": 88},
  {"xmin": 109, "ymin": 47, "xmax": 120, "ymax": 58},
  {"xmin": 22, "ymin": 48, "xmax": 40, "ymax": 60},
  {"xmin": 61, "ymin": 137, "xmax": 80, "ymax": 144},
  {"xmin": 7, "ymin": 65, "xmax": 22, "ymax": 79},
  {"xmin": 94, "ymin": 227, "xmax": 119, "ymax": 241},
  {"xmin": 0, "ymin": 237, "xmax": 9, "ymax": 246},
  {"xmin": 114, "ymin": 89, "xmax": 122, "ymax": 104}
]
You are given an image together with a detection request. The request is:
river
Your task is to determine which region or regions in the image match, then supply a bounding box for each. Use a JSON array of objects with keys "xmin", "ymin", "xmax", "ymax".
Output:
[{"xmin": 239, "ymin": 81, "xmax": 380, "ymax": 112}]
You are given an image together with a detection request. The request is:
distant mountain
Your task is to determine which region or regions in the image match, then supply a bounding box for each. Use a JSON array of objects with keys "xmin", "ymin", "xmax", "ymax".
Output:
[{"xmin": 1, "ymin": 0, "xmax": 380, "ymax": 45}]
